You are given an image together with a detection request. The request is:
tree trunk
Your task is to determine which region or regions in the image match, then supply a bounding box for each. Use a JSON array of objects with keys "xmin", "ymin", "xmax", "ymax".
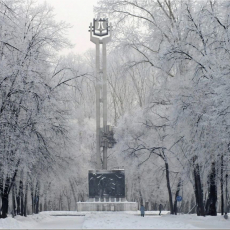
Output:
[
  {"xmin": 44, "ymin": 196, "xmax": 47, "ymax": 211},
  {"xmin": 16, "ymin": 185, "xmax": 20, "ymax": 215},
  {"xmin": 173, "ymin": 178, "xmax": 181, "ymax": 215},
  {"xmin": 0, "ymin": 176, "xmax": 3, "ymax": 217},
  {"xmin": 165, "ymin": 161, "xmax": 174, "ymax": 214},
  {"xmin": 19, "ymin": 180, "xmax": 24, "ymax": 216},
  {"xmin": 1, "ymin": 177, "xmax": 10, "ymax": 218},
  {"xmin": 190, "ymin": 195, "xmax": 196, "ymax": 214},
  {"xmin": 205, "ymin": 162, "xmax": 217, "ymax": 216},
  {"xmin": 35, "ymin": 196, "xmax": 40, "ymax": 214},
  {"xmin": 58, "ymin": 194, "xmax": 62, "ymax": 211},
  {"xmin": 193, "ymin": 163, "xmax": 205, "ymax": 216},
  {"xmin": 24, "ymin": 178, "xmax": 28, "ymax": 217},
  {"xmin": 12, "ymin": 182, "xmax": 16, "ymax": 217},
  {"xmin": 221, "ymin": 154, "xmax": 224, "ymax": 215},
  {"xmin": 34, "ymin": 181, "xmax": 40, "ymax": 214},
  {"xmin": 31, "ymin": 189, "xmax": 34, "ymax": 214},
  {"xmin": 2, "ymin": 194, "xmax": 9, "ymax": 218},
  {"xmin": 1, "ymin": 160, "xmax": 21, "ymax": 218},
  {"xmin": 145, "ymin": 201, "xmax": 149, "ymax": 211},
  {"xmin": 69, "ymin": 179, "xmax": 77, "ymax": 210},
  {"xmin": 67, "ymin": 196, "xmax": 71, "ymax": 211},
  {"xmin": 225, "ymin": 174, "xmax": 228, "ymax": 214}
]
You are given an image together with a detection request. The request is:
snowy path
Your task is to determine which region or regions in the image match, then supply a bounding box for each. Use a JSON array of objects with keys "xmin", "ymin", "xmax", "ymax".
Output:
[
  {"xmin": 0, "ymin": 211, "xmax": 229, "ymax": 229},
  {"xmin": 82, "ymin": 212, "xmax": 196, "ymax": 229},
  {"xmin": 32, "ymin": 216, "xmax": 85, "ymax": 229},
  {"xmin": 0, "ymin": 213, "xmax": 85, "ymax": 229}
]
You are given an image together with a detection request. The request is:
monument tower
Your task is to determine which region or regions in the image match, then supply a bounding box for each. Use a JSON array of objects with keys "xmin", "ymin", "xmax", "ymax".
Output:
[
  {"xmin": 77, "ymin": 19, "xmax": 137, "ymax": 211},
  {"xmin": 89, "ymin": 18, "xmax": 114, "ymax": 170}
]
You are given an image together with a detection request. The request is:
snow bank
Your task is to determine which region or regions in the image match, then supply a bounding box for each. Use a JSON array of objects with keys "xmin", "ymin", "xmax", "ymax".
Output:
[
  {"xmin": 0, "ymin": 211, "xmax": 229, "ymax": 229},
  {"xmin": 82, "ymin": 212, "xmax": 196, "ymax": 229}
]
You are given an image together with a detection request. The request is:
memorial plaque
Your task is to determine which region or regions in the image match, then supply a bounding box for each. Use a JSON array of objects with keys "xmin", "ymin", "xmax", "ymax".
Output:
[{"xmin": 89, "ymin": 170, "xmax": 125, "ymax": 198}]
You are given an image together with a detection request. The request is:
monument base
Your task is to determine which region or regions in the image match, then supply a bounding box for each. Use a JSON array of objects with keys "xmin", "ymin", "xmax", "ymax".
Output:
[
  {"xmin": 82, "ymin": 169, "xmax": 137, "ymax": 211},
  {"xmin": 77, "ymin": 201, "xmax": 138, "ymax": 211}
]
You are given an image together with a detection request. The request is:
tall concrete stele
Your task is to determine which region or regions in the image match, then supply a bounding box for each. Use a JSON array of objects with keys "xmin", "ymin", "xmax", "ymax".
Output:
[
  {"xmin": 89, "ymin": 18, "xmax": 113, "ymax": 170},
  {"xmin": 77, "ymin": 19, "xmax": 138, "ymax": 211}
]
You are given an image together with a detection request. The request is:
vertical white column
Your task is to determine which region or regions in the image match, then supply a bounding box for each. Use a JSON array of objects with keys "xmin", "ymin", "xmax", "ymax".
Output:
[
  {"xmin": 102, "ymin": 43, "xmax": 107, "ymax": 170},
  {"xmin": 96, "ymin": 41, "xmax": 101, "ymax": 169},
  {"xmin": 90, "ymin": 20, "xmax": 111, "ymax": 171}
]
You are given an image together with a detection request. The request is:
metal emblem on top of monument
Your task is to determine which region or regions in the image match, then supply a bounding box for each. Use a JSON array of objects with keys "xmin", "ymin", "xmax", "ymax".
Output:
[{"xmin": 93, "ymin": 18, "xmax": 109, "ymax": 37}]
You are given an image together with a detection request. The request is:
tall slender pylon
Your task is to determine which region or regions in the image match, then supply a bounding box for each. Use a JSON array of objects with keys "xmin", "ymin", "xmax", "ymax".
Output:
[{"xmin": 89, "ymin": 18, "xmax": 112, "ymax": 170}]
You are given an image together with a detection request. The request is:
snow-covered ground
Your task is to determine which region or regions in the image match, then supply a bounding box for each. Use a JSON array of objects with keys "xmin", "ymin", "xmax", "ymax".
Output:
[{"xmin": 0, "ymin": 211, "xmax": 229, "ymax": 229}]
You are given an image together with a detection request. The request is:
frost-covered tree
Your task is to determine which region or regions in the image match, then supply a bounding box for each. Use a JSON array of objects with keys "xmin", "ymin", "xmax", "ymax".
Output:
[
  {"xmin": 0, "ymin": 0, "xmax": 86, "ymax": 218},
  {"xmin": 96, "ymin": 0, "xmax": 230, "ymax": 216}
]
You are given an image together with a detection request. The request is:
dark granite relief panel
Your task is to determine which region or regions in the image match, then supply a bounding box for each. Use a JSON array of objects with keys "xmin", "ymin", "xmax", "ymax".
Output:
[{"xmin": 89, "ymin": 170, "xmax": 125, "ymax": 198}]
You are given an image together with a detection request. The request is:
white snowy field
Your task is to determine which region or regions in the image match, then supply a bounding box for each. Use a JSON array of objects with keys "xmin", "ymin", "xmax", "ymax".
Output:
[{"xmin": 0, "ymin": 211, "xmax": 229, "ymax": 229}]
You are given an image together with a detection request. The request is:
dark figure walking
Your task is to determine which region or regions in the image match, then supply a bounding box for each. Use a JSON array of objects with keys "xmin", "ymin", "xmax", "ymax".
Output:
[
  {"xmin": 140, "ymin": 204, "xmax": 145, "ymax": 217},
  {"xmin": 159, "ymin": 203, "xmax": 163, "ymax": 215}
]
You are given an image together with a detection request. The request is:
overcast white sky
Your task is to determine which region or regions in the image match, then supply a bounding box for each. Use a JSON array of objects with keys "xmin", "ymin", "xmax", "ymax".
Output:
[{"xmin": 44, "ymin": 0, "xmax": 99, "ymax": 54}]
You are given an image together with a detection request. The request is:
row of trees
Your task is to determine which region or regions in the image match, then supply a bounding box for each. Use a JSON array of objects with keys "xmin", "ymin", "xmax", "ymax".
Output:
[
  {"xmin": 94, "ymin": 0, "xmax": 230, "ymax": 216},
  {"xmin": 0, "ymin": 0, "xmax": 88, "ymax": 218},
  {"xmin": 23, "ymin": 0, "xmax": 229, "ymax": 216},
  {"xmin": 1, "ymin": 0, "xmax": 230, "ymax": 218}
]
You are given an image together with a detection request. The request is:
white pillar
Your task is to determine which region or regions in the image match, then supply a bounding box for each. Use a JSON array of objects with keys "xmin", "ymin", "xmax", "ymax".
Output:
[
  {"xmin": 102, "ymin": 43, "xmax": 107, "ymax": 170},
  {"xmin": 89, "ymin": 20, "xmax": 111, "ymax": 171},
  {"xmin": 96, "ymin": 41, "xmax": 101, "ymax": 170}
]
